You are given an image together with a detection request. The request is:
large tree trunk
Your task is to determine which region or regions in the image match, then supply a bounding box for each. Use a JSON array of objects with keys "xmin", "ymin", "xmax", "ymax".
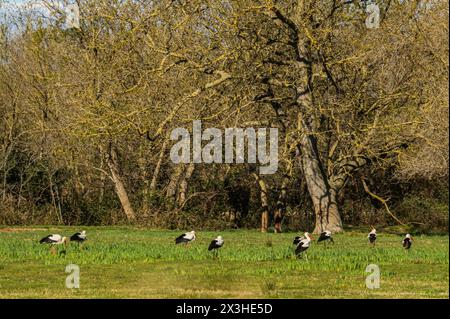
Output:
[
  {"xmin": 291, "ymin": 30, "xmax": 344, "ymax": 234},
  {"xmin": 299, "ymin": 134, "xmax": 343, "ymax": 233},
  {"xmin": 166, "ymin": 164, "xmax": 184, "ymax": 202},
  {"xmin": 149, "ymin": 139, "xmax": 167, "ymax": 191},
  {"xmin": 177, "ymin": 163, "xmax": 195, "ymax": 206},
  {"xmin": 274, "ymin": 159, "xmax": 293, "ymax": 233},
  {"xmin": 137, "ymin": 144, "xmax": 150, "ymax": 214},
  {"xmin": 107, "ymin": 144, "xmax": 136, "ymax": 222},
  {"xmin": 253, "ymin": 173, "xmax": 269, "ymax": 233},
  {"xmin": 98, "ymin": 146, "xmax": 106, "ymax": 203},
  {"xmin": 311, "ymin": 185, "xmax": 341, "ymax": 234},
  {"xmin": 48, "ymin": 171, "xmax": 63, "ymax": 224}
]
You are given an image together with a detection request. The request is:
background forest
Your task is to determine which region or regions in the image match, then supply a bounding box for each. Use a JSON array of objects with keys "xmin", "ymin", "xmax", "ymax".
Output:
[{"xmin": 0, "ymin": 0, "xmax": 448, "ymax": 234}]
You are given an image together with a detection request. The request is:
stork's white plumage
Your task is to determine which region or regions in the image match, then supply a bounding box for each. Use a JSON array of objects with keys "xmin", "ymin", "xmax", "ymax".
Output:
[
  {"xmin": 39, "ymin": 234, "xmax": 68, "ymax": 245},
  {"xmin": 39, "ymin": 234, "xmax": 68, "ymax": 255},
  {"xmin": 175, "ymin": 231, "xmax": 196, "ymax": 245},
  {"xmin": 70, "ymin": 230, "xmax": 87, "ymax": 243},
  {"xmin": 403, "ymin": 234, "xmax": 412, "ymax": 249},
  {"xmin": 208, "ymin": 235, "xmax": 224, "ymax": 250},
  {"xmin": 368, "ymin": 229, "xmax": 377, "ymax": 244},
  {"xmin": 293, "ymin": 235, "xmax": 305, "ymax": 245},
  {"xmin": 208, "ymin": 236, "xmax": 224, "ymax": 255},
  {"xmin": 317, "ymin": 230, "xmax": 334, "ymax": 244},
  {"xmin": 295, "ymin": 232, "xmax": 313, "ymax": 257}
]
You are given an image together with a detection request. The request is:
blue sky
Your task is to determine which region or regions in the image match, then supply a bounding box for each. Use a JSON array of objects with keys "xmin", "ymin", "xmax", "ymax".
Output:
[
  {"xmin": 1, "ymin": 0, "xmax": 56, "ymax": 15},
  {"xmin": 0, "ymin": 0, "xmax": 62, "ymax": 33},
  {"xmin": 0, "ymin": 0, "xmax": 60, "ymax": 21}
]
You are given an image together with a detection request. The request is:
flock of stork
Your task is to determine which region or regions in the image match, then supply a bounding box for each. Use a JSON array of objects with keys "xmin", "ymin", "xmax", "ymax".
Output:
[
  {"xmin": 39, "ymin": 231, "xmax": 86, "ymax": 254},
  {"xmin": 38, "ymin": 228, "xmax": 414, "ymax": 257},
  {"xmin": 285, "ymin": 229, "xmax": 411, "ymax": 257}
]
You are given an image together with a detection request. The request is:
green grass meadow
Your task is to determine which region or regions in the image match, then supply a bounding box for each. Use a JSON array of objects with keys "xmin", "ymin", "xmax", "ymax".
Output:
[{"xmin": 0, "ymin": 227, "xmax": 448, "ymax": 299}]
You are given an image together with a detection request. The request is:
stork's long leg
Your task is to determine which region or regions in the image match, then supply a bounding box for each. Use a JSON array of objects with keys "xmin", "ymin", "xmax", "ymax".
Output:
[{"xmin": 325, "ymin": 239, "xmax": 333, "ymax": 248}]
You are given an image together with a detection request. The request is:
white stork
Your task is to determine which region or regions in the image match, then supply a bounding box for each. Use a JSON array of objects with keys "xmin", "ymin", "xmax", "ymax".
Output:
[
  {"xmin": 293, "ymin": 235, "xmax": 304, "ymax": 245},
  {"xmin": 317, "ymin": 230, "xmax": 334, "ymax": 244},
  {"xmin": 39, "ymin": 234, "xmax": 68, "ymax": 255},
  {"xmin": 208, "ymin": 235, "xmax": 224, "ymax": 257},
  {"xmin": 70, "ymin": 231, "xmax": 87, "ymax": 243},
  {"xmin": 175, "ymin": 231, "xmax": 196, "ymax": 246},
  {"xmin": 70, "ymin": 230, "xmax": 87, "ymax": 250},
  {"xmin": 368, "ymin": 228, "xmax": 377, "ymax": 245},
  {"xmin": 402, "ymin": 234, "xmax": 413, "ymax": 250},
  {"xmin": 294, "ymin": 232, "xmax": 314, "ymax": 259}
]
